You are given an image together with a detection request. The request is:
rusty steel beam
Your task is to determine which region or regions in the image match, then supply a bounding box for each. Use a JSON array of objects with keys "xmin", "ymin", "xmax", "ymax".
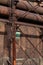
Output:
[
  {"xmin": 0, "ymin": 18, "xmax": 43, "ymax": 28},
  {"xmin": 15, "ymin": 21, "xmax": 43, "ymax": 28},
  {"xmin": 0, "ymin": 18, "xmax": 9, "ymax": 23},
  {"xmin": 0, "ymin": 19, "xmax": 12, "ymax": 25}
]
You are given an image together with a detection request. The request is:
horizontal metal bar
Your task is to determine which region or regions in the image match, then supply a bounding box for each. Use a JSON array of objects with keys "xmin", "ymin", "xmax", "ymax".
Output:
[
  {"xmin": 15, "ymin": 21, "xmax": 43, "ymax": 28},
  {"xmin": 20, "ymin": 34, "xmax": 43, "ymax": 38},
  {"xmin": 0, "ymin": 19, "xmax": 12, "ymax": 25},
  {"xmin": 0, "ymin": 18, "xmax": 43, "ymax": 28}
]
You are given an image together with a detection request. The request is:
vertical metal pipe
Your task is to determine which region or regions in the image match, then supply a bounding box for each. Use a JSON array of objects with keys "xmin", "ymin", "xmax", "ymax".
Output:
[
  {"xmin": 10, "ymin": 0, "xmax": 17, "ymax": 65},
  {"xmin": 12, "ymin": 0, "xmax": 19, "ymax": 65},
  {"xmin": 12, "ymin": 21, "xmax": 16, "ymax": 65}
]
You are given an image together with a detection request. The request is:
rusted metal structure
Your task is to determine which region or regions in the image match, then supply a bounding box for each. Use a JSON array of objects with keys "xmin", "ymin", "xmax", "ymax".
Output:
[
  {"xmin": 0, "ymin": 0, "xmax": 43, "ymax": 65},
  {"xmin": 0, "ymin": 6, "xmax": 43, "ymax": 23},
  {"xmin": 0, "ymin": 0, "xmax": 17, "ymax": 65}
]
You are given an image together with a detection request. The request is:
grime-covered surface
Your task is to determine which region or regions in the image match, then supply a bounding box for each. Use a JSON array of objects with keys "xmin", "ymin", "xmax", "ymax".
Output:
[
  {"xmin": 0, "ymin": 22, "xmax": 4, "ymax": 65},
  {"xmin": 0, "ymin": 0, "xmax": 43, "ymax": 65},
  {"xmin": 0, "ymin": 35, "xmax": 4, "ymax": 65},
  {"xmin": 0, "ymin": 23, "xmax": 43, "ymax": 65},
  {"xmin": 16, "ymin": 25, "xmax": 43, "ymax": 65},
  {"xmin": 0, "ymin": 22, "xmax": 8, "ymax": 65}
]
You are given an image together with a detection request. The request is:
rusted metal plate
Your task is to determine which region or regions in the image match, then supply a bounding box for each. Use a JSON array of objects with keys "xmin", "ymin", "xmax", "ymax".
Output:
[{"xmin": 16, "ymin": 25, "xmax": 43, "ymax": 65}]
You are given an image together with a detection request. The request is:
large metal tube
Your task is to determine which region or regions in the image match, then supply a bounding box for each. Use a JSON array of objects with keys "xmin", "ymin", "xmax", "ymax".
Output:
[
  {"xmin": 0, "ymin": 18, "xmax": 43, "ymax": 28},
  {"xmin": 0, "ymin": 0, "xmax": 43, "ymax": 14},
  {"xmin": 16, "ymin": 1, "xmax": 43, "ymax": 14},
  {"xmin": 0, "ymin": 6, "xmax": 10, "ymax": 15},
  {"xmin": 0, "ymin": 0, "xmax": 11, "ymax": 5},
  {"xmin": 0, "ymin": 6, "xmax": 43, "ymax": 22},
  {"xmin": 15, "ymin": 9, "xmax": 43, "ymax": 22}
]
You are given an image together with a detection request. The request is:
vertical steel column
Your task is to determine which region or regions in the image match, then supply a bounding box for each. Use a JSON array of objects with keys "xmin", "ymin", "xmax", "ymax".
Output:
[
  {"xmin": 12, "ymin": 1, "xmax": 19, "ymax": 65},
  {"xmin": 10, "ymin": 0, "xmax": 19, "ymax": 65},
  {"xmin": 9, "ymin": 0, "xmax": 16, "ymax": 65},
  {"xmin": 12, "ymin": 9, "xmax": 16, "ymax": 65}
]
